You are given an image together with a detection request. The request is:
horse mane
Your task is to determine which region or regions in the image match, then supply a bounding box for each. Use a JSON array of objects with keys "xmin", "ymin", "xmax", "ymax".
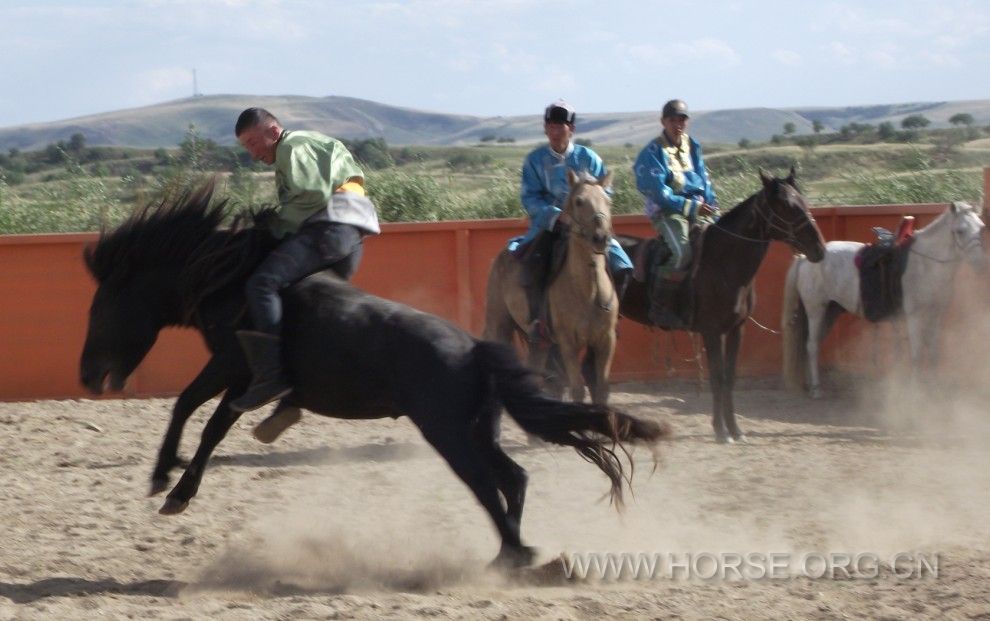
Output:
[
  {"xmin": 85, "ymin": 179, "xmax": 261, "ymax": 317},
  {"xmin": 711, "ymin": 183, "xmax": 763, "ymax": 230}
]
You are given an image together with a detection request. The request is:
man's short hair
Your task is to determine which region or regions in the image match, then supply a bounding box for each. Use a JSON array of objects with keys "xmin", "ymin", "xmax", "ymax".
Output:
[{"xmin": 235, "ymin": 108, "xmax": 280, "ymax": 136}]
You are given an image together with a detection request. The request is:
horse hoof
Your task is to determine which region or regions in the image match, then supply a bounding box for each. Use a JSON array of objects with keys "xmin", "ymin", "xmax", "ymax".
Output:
[
  {"xmin": 489, "ymin": 545, "xmax": 538, "ymax": 571},
  {"xmin": 809, "ymin": 387, "xmax": 825, "ymax": 400},
  {"xmin": 715, "ymin": 434, "xmax": 735, "ymax": 445},
  {"xmin": 732, "ymin": 434, "xmax": 748, "ymax": 444},
  {"xmin": 159, "ymin": 497, "xmax": 189, "ymax": 515},
  {"xmin": 148, "ymin": 478, "xmax": 169, "ymax": 497}
]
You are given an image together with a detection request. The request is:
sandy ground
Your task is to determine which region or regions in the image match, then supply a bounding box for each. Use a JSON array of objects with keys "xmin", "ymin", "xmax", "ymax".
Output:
[{"xmin": 3, "ymin": 378, "xmax": 990, "ymax": 620}]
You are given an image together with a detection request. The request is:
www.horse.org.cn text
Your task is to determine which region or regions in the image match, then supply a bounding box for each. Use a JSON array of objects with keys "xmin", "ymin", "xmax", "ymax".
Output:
[{"xmin": 558, "ymin": 551, "xmax": 940, "ymax": 581}]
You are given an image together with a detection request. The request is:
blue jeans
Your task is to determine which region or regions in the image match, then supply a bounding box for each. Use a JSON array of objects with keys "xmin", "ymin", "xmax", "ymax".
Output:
[{"xmin": 245, "ymin": 222, "xmax": 363, "ymax": 334}]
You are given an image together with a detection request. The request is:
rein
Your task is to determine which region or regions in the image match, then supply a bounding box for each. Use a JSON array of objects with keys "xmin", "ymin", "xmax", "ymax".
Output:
[
  {"xmin": 708, "ymin": 191, "xmax": 816, "ymax": 248},
  {"xmin": 908, "ymin": 220, "xmax": 983, "ymax": 264}
]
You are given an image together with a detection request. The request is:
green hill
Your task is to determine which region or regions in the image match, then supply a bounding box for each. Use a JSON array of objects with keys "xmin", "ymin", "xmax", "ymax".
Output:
[{"xmin": 1, "ymin": 94, "xmax": 989, "ymax": 151}]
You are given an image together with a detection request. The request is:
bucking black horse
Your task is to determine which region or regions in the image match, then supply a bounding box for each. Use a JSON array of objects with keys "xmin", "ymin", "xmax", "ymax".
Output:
[{"xmin": 79, "ymin": 180, "xmax": 668, "ymax": 568}]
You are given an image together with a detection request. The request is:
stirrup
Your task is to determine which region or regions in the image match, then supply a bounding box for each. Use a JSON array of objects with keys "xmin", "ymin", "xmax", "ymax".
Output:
[
  {"xmin": 649, "ymin": 306, "xmax": 687, "ymax": 330},
  {"xmin": 527, "ymin": 319, "xmax": 551, "ymax": 347},
  {"xmin": 230, "ymin": 379, "xmax": 292, "ymax": 413}
]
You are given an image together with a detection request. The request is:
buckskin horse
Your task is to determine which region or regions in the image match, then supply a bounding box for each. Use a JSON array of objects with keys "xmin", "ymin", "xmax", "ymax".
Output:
[
  {"xmin": 78, "ymin": 181, "xmax": 668, "ymax": 569},
  {"xmin": 484, "ymin": 171, "xmax": 619, "ymax": 405},
  {"xmin": 782, "ymin": 201, "xmax": 985, "ymax": 398},
  {"xmin": 617, "ymin": 169, "xmax": 826, "ymax": 443}
]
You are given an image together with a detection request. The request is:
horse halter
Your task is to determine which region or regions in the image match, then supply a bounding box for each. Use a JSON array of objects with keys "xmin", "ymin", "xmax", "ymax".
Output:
[
  {"xmin": 752, "ymin": 187, "xmax": 818, "ymax": 247},
  {"xmin": 566, "ymin": 190, "xmax": 611, "ymax": 253},
  {"xmin": 910, "ymin": 209, "xmax": 984, "ymax": 263},
  {"xmin": 712, "ymin": 185, "xmax": 816, "ymax": 248}
]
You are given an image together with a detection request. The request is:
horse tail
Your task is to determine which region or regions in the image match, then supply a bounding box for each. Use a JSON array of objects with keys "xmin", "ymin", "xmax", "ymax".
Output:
[
  {"xmin": 781, "ymin": 258, "xmax": 808, "ymax": 392},
  {"xmin": 474, "ymin": 340, "xmax": 671, "ymax": 507}
]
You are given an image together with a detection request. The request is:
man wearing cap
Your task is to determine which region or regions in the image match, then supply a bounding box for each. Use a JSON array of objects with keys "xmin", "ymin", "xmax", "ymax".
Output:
[
  {"xmin": 509, "ymin": 100, "xmax": 634, "ymax": 344},
  {"xmin": 633, "ymin": 99, "xmax": 718, "ymax": 328}
]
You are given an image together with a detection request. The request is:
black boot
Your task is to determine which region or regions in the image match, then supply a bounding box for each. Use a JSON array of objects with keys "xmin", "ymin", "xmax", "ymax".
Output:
[
  {"xmin": 611, "ymin": 267, "xmax": 633, "ymax": 305},
  {"xmin": 523, "ymin": 282, "xmax": 549, "ymax": 346},
  {"xmin": 649, "ymin": 278, "xmax": 687, "ymax": 329},
  {"xmin": 231, "ymin": 330, "xmax": 292, "ymax": 412},
  {"xmin": 253, "ymin": 402, "xmax": 302, "ymax": 443},
  {"xmin": 520, "ymin": 231, "xmax": 555, "ymax": 346}
]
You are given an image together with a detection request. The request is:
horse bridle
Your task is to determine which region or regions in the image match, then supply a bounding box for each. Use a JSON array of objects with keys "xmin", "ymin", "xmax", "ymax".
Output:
[
  {"xmin": 710, "ymin": 188, "xmax": 817, "ymax": 248},
  {"xmin": 566, "ymin": 193, "xmax": 611, "ymax": 254},
  {"xmin": 909, "ymin": 211, "xmax": 984, "ymax": 263}
]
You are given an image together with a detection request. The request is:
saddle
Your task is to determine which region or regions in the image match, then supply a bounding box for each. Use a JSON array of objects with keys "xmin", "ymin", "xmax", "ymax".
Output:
[
  {"xmin": 854, "ymin": 216, "xmax": 915, "ymax": 322},
  {"xmin": 633, "ymin": 224, "xmax": 708, "ymax": 329}
]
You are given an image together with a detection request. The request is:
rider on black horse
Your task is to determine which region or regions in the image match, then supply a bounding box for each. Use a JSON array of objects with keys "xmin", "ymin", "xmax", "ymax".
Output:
[{"xmin": 632, "ymin": 99, "xmax": 719, "ymax": 328}]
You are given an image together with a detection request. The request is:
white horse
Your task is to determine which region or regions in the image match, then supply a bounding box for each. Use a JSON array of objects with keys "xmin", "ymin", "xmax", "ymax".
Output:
[{"xmin": 782, "ymin": 201, "xmax": 986, "ymax": 398}]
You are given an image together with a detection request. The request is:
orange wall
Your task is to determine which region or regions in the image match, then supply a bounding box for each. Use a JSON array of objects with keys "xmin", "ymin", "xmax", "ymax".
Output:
[{"xmin": 0, "ymin": 197, "xmax": 985, "ymax": 401}]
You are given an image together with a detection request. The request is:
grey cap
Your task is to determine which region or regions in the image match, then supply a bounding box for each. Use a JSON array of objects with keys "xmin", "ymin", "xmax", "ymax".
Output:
[
  {"xmin": 662, "ymin": 99, "xmax": 689, "ymax": 119},
  {"xmin": 544, "ymin": 100, "xmax": 576, "ymax": 124}
]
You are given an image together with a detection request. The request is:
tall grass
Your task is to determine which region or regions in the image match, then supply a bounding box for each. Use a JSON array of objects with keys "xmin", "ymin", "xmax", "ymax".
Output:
[{"xmin": 1, "ymin": 146, "xmax": 984, "ymax": 234}]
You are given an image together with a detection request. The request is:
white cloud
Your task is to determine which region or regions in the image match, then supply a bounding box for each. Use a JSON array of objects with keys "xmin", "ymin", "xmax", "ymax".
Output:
[
  {"xmin": 772, "ymin": 50, "xmax": 802, "ymax": 67},
  {"xmin": 825, "ymin": 41, "xmax": 856, "ymax": 65},
  {"xmin": 131, "ymin": 67, "xmax": 195, "ymax": 103},
  {"xmin": 619, "ymin": 38, "xmax": 740, "ymax": 69}
]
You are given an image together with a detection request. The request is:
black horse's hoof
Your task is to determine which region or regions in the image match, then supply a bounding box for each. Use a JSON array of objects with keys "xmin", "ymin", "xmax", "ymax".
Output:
[
  {"xmin": 715, "ymin": 434, "xmax": 735, "ymax": 445},
  {"xmin": 732, "ymin": 433, "xmax": 748, "ymax": 444},
  {"xmin": 159, "ymin": 497, "xmax": 189, "ymax": 515},
  {"xmin": 148, "ymin": 478, "xmax": 169, "ymax": 497},
  {"xmin": 489, "ymin": 545, "xmax": 538, "ymax": 571}
]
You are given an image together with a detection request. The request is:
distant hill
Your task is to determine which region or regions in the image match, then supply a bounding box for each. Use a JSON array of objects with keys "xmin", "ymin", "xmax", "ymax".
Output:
[{"xmin": 1, "ymin": 94, "xmax": 989, "ymax": 151}]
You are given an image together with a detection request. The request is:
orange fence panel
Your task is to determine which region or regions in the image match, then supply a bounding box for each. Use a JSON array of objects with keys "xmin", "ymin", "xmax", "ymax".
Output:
[{"xmin": 1, "ymin": 190, "xmax": 986, "ymax": 402}]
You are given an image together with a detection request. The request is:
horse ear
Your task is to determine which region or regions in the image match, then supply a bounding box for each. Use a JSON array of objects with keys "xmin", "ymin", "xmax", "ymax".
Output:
[
  {"xmin": 759, "ymin": 168, "xmax": 773, "ymax": 187},
  {"xmin": 599, "ymin": 170, "xmax": 614, "ymax": 189},
  {"xmin": 567, "ymin": 169, "xmax": 580, "ymax": 188},
  {"xmin": 787, "ymin": 166, "xmax": 797, "ymax": 185}
]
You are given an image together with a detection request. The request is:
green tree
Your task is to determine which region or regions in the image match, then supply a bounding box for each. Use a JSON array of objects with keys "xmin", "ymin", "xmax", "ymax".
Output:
[
  {"xmin": 68, "ymin": 132, "xmax": 87, "ymax": 153},
  {"xmin": 812, "ymin": 120, "xmax": 824, "ymax": 134},
  {"xmin": 949, "ymin": 113, "xmax": 975, "ymax": 127},
  {"xmin": 783, "ymin": 122, "xmax": 796, "ymax": 135},
  {"xmin": 901, "ymin": 114, "xmax": 930, "ymax": 129},
  {"xmin": 877, "ymin": 121, "xmax": 897, "ymax": 141},
  {"xmin": 738, "ymin": 138, "xmax": 751, "ymax": 149},
  {"xmin": 346, "ymin": 138, "xmax": 394, "ymax": 169}
]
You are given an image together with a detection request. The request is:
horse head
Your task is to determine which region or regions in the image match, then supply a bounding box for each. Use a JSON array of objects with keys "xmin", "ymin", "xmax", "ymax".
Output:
[
  {"xmin": 949, "ymin": 201, "xmax": 986, "ymax": 273},
  {"xmin": 564, "ymin": 169, "xmax": 614, "ymax": 254},
  {"xmin": 80, "ymin": 246, "xmax": 167, "ymax": 394},
  {"xmin": 758, "ymin": 167, "xmax": 826, "ymax": 262},
  {"xmin": 79, "ymin": 180, "xmax": 252, "ymax": 394}
]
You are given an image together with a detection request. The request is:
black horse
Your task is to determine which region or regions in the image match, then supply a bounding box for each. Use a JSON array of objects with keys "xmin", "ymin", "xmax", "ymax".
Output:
[
  {"xmin": 79, "ymin": 181, "xmax": 668, "ymax": 568},
  {"xmin": 617, "ymin": 169, "xmax": 826, "ymax": 443}
]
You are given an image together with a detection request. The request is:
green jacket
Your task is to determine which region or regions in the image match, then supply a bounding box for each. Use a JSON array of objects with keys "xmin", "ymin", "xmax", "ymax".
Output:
[{"xmin": 272, "ymin": 130, "xmax": 367, "ymax": 239}]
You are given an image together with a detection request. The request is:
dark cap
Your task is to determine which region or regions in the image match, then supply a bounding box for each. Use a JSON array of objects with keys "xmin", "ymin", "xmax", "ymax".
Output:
[
  {"xmin": 544, "ymin": 100, "xmax": 576, "ymax": 125},
  {"xmin": 661, "ymin": 99, "xmax": 689, "ymax": 119}
]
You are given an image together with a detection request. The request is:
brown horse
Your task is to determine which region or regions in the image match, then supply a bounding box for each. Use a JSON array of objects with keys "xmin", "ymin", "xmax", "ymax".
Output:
[
  {"xmin": 484, "ymin": 171, "xmax": 618, "ymax": 405},
  {"xmin": 617, "ymin": 169, "xmax": 827, "ymax": 443}
]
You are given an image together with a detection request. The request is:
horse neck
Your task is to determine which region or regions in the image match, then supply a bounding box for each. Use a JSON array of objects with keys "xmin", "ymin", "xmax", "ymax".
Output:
[
  {"xmin": 909, "ymin": 212, "xmax": 964, "ymax": 277},
  {"xmin": 175, "ymin": 229, "xmax": 266, "ymax": 328},
  {"xmin": 702, "ymin": 194, "xmax": 771, "ymax": 285},
  {"xmin": 558, "ymin": 235, "xmax": 613, "ymax": 302}
]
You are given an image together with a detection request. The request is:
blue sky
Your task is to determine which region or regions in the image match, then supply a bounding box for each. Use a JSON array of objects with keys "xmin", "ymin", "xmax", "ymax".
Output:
[{"xmin": 2, "ymin": 0, "xmax": 988, "ymax": 127}]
